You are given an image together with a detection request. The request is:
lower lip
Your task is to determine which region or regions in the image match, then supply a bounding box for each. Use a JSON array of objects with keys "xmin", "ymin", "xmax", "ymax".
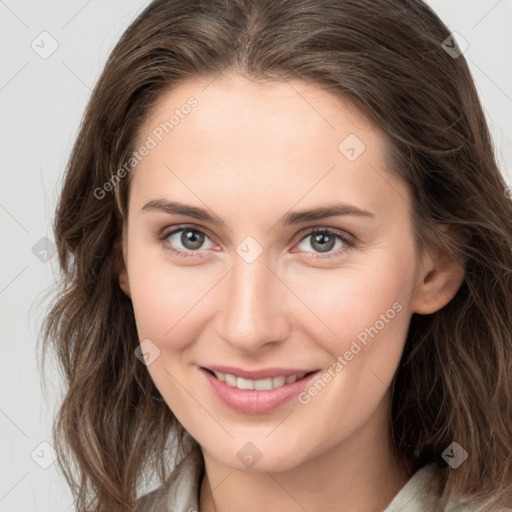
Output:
[{"xmin": 201, "ymin": 367, "xmax": 320, "ymax": 415}]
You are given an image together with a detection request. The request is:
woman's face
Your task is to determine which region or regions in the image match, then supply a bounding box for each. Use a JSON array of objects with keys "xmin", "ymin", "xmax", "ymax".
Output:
[{"xmin": 120, "ymin": 74, "xmax": 433, "ymax": 472}]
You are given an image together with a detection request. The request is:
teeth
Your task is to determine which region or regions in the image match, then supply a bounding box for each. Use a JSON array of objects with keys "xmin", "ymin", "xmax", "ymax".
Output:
[
  {"xmin": 255, "ymin": 378, "xmax": 273, "ymax": 390},
  {"xmin": 225, "ymin": 373, "xmax": 237, "ymax": 387},
  {"xmin": 212, "ymin": 371, "xmax": 307, "ymax": 390},
  {"xmin": 272, "ymin": 376, "xmax": 286, "ymax": 388}
]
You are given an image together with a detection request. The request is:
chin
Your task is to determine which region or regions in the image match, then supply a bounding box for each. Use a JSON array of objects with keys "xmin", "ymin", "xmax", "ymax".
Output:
[{"xmin": 207, "ymin": 443, "xmax": 308, "ymax": 474}]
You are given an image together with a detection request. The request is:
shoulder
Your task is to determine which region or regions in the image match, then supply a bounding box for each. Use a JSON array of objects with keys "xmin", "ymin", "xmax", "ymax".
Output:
[
  {"xmin": 134, "ymin": 446, "xmax": 204, "ymax": 512},
  {"xmin": 385, "ymin": 463, "xmax": 512, "ymax": 512}
]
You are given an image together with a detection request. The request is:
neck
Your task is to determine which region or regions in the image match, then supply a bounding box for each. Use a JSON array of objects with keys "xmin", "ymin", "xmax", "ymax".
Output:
[{"xmin": 198, "ymin": 395, "xmax": 412, "ymax": 512}]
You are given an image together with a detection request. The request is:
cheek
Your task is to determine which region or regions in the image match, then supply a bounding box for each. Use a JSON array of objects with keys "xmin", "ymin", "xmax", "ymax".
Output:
[
  {"xmin": 292, "ymin": 258, "xmax": 412, "ymax": 432},
  {"xmin": 127, "ymin": 243, "xmax": 215, "ymax": 349},
  {"xmin": 296, "ymin": 251, "xmax": 414, "ymax": 354}
]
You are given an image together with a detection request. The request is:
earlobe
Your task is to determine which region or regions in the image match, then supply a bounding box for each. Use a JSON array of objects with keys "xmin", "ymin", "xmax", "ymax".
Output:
[
  {"xmin": 118, "ymin": 267, "xmax": 131, "ymax": 298},
  {"xmin": 411, "ymin": 228, "xmax": 465, "ymax": 315},
  {"xmin": 115, "ymin": 232, "xmax": 131, "ymax": 298}
]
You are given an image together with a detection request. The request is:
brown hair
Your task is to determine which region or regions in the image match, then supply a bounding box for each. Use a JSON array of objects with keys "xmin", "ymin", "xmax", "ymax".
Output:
[{"xmin": 42, "ymin": 0, "xmax": 512, "ymax": 510}]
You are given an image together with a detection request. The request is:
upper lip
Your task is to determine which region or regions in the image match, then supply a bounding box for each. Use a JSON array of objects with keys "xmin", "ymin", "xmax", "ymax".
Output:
[{"xmin": 202, "ymin": 365, "xmax": 319, "ymax": 380}]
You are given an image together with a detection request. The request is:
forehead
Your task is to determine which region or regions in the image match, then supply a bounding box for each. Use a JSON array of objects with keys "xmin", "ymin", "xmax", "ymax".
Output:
[
  {"xmin": 137, "ymin": 74, "xmax": 381, "ymax": 158},
  {"xmin": 129, "ymin": 75, "xmax": 410, "ymax": 226}
]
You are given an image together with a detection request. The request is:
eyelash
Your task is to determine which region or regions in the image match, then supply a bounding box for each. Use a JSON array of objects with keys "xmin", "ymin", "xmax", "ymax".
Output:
[{"xmin": 157, "ymin": 224, "xmax": 356, "ymax": 261}]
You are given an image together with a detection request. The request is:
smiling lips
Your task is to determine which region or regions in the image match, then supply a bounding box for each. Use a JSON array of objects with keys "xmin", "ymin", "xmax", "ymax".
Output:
[{"xmin": 201, "ymin": 365, "xmax": 321, "ymax": 414}]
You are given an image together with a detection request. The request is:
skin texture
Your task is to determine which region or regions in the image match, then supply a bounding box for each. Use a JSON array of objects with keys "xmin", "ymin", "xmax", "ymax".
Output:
[{"xmin": 118, "ymin": 74, "xmax": 464, "ymax": 512}]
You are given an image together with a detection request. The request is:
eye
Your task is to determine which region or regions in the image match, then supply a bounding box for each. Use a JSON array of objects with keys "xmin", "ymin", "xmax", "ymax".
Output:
[
  {"xmin": 159, "ymin": 225, "xmax": 215, "ymax": 258},
  {"xmin": 158, "ymin": 225, "xmax": 355, "ymax": 261},
  {"xmin": 294, "ymin": 228, "xmax": 355, "ymax": 260}
]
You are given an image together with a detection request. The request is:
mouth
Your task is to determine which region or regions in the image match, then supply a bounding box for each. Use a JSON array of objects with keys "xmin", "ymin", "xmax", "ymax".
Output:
[
  {"xmin": 202, "ymin": 367, "xmax": 319, "ymax": 391},
  {"xmin": 200, "ymin": 367, "xmax": 321, "ymax": 415}
]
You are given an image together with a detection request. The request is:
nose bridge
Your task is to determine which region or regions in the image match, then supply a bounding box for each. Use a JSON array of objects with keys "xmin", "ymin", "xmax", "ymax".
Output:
[{"xmin": 219, "ymin": 251, "xmax": 286, "ymax": 351}]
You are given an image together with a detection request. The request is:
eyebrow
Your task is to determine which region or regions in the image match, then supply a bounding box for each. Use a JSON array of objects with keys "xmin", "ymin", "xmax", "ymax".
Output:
[{"xmin": 141, "ymin": 199, "xmax": 375, "ymax": 227}]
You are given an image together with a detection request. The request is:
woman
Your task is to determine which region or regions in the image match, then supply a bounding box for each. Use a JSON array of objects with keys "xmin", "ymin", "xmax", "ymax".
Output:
[{"xmin": 42, "ymin": 0, "xmax": 512, "ymax": 510}]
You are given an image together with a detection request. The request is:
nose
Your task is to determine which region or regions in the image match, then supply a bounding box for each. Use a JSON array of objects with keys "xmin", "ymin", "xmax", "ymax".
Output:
[{"xmin": 216, "ymin": 253, "xmax": 290, "ymax": 354}]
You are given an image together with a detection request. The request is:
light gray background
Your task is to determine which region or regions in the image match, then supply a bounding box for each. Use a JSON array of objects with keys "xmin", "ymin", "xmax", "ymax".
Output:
[{"xmin": 1, "ymin": 1, "xmax": 511, "ymax": 511}]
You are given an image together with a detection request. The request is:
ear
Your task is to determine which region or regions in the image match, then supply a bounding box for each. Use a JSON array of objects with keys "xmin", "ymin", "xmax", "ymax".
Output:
[
  {"xmin": 114, "ymin": 230, "xmax": 131, "ymax": 298},
  {"xmin": 411, "ymin": 225, "xmax": 466, "ymax": 315}
]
